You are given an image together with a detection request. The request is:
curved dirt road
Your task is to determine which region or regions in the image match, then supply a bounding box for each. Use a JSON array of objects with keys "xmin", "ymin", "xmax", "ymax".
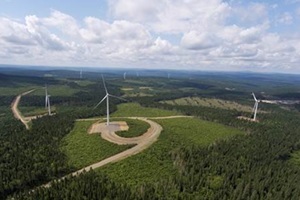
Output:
[
  {"xmin": 11, "ymin": 91, "xmax": 192, "ymax": 189},
  {"xmin": 11, "ymin": 90, "xmax": 35, "ymax": 129},
  {"xmin": 43, "ymin": 115, "xmax": 191, "ymax": 188},
  {"xmin": 72, "ymin": 117, "xmax": 163, "ymax": 175},
  {"xmin": 75, "ymin": 116, "xmax": 193, "ymax": 172}
]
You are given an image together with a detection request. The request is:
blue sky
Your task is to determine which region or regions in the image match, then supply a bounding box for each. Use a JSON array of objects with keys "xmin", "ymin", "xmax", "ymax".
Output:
[
  {"xmin": 0, "ymin": 1, "xmax": 108, "ymax": 19},
  {"xmin": 0, "ymin": 0, "xmax": 300, "ymax": 73}
]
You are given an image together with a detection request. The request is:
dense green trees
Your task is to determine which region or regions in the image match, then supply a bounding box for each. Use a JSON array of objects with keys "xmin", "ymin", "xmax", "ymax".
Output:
[
  {"xmin": 0, "ymin": 75, "xmax": 122, "ymax": 199},
  {"xmin": 0, "ymin": 115, "xmax": 75, "ymax": 198},
  {"xmin": 13, "ymin": 101, "xmax": 300, "ymax": 199},
  {"xmin": 14, "ymin": 171, "xmax": 135, "ymax": 200},
  {"xmin": 2, "ymin": 73, "xmax": 300, "ymax": 199}
]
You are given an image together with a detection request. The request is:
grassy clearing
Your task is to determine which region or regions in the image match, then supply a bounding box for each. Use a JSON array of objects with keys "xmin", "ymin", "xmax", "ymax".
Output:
[
  {"xmin": 155, "ymin": 118, "xmax": 243, "ymax": 146},
  {"xmin": 290, "ymin": 151, "xmax": 300, "ymax": 166},
  {"xmin": 99, "ymin": 117, "xmax": 244, "ymax": 187},
  {"xmin": 0, "ymin": 86, "xmax": 36, "ymax": 96},
  {"xmin": 74, "ymin": 80, "xmax": 94, "ymax": 87},
  {"xmin": 120, "ymin": 85, "xmax": 155, "ymax": 97},
  {"xmin": 163, "ymin": 97, "xmax": 252, "ymax": 112},
  {"xmin": 0, "ymin": 85, "xmax": 78, "ymax": 97},
  {"xmin": 121, "ymin": 88, "xmax": 134, "ymax": 91},
  {"xmin": 124, "ymin": 92, "xmax": 153, "ymax": 97},
  {"xmin": 115, "ymin": 118, "xmax": 150, "ymax": 138},
  {"xmin": 60, "ymin": 120, "xmax": 131, "ymax": 169},
  {"xmin": 19, "ymin": 106, "xmax": 54, "ymax": 117},
  {"xmin": 30, "ymin": 85, "xmax": 79, "ymax": 97},
  {"xmin": 112, "ymin": 103, "xmax": 180, "ymax": 117},
  {"xmin": 122, "ymin": 88, "xmax": 154, "ymax": 97}
]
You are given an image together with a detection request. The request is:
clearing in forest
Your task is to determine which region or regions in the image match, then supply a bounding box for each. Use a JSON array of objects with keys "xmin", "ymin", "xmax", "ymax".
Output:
[
  {"xmin": 112, "ymin": 103, "xmax": 180, "ymax": 117},
  {"xmin": 99, "ymin": 109, "xmax": 244, "ymax": 187},
  {"xmin": 60, "ymin": 120, "xmax": 131, "ymax": 169},
  {"xmin": 162, "ymin": 97, "xmax": 252, "ymax": 112}
]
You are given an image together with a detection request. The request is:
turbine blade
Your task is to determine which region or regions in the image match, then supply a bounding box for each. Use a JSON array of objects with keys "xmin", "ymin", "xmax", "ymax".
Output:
[
  {"xmin": 45, "ymin": 96, "xmax": 48, "ymax": 108},
  {"xmin": 45, "ymin": 85, "xmax": 48, "ymax": 108},
  {"xmin": 252, "ymin": 102, "xmax": 256, "ymax": 113},
  {"xmin": 102, "ymin": 75, "xmax": 108, "ymax": 94},
  {"xmin": 252, "ymin": 92, "xmax": 257, "ymax": 102},
  {"xmin": 109, "ymin": 94, "xmax": 127, "ymax": 102},
  {"xmin": 93, "ymin": 95, "xmax": 108, "ymax": 109},
  {"xmin": 47, "ymin": 96, "xmax": 51, "ymax": 114}
]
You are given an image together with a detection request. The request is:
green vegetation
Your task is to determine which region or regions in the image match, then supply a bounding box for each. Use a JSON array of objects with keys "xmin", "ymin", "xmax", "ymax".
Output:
[
  {"xmin": 163, "ymin": 97, "xmax": 253, "ymax": 112},
  {"xmin": 0, "ymin": 86, "xmax": 36, "ymax": 96},
  {"xmin": 74, "ymin": 80, "xmax": 94, "ymax": 87},
  {"xmin": 121, "ymin": 86, "xmax": 154, "ymax": 97},
  {"xmin": 13, "ymin": 171, "xmax": 135, "ymax": 200},
  {"xmin": 112, "ymin": 103, "xmax": 179, "ymax": 117},
  {"xmin": 290, "ymin": 150, "xmax": 300, "ymax": 166},
  {"xmin": 155, "ymin": 117, "xmax": 243, "ymax": 146},
  {"xmin": 61, "ymin": 120, "xmax": 131, "ymax": 169},
  {"xmin": 3, "ymin": 70, "xmax": 300, "ymax": 199},
  {"xmin": 19, "ymin": 106, "xmax": 54, "ymax": 117},
  {"xmin": 99, "ymin": 117, "xmax": 243, "ymax": 187},
  {"xmin": 115, "ymin": 118, "xmax": 150, "ymax": 138},
  {"xmin": 29, "ymin": 85, "xmax": 79, "ymax": 97},
  {"xmin": 0, "ymin": 115, "xmax": 74, "ymax": 198},
  {"xmin": 0, "ymin": 106, "xmax": 12, "ymax": 121}
]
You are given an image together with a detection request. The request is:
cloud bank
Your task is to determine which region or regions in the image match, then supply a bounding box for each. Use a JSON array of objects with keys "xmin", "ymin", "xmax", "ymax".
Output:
[{"xmin": 0, "ymin": 0, "xmax": 299, "ymax": 73}]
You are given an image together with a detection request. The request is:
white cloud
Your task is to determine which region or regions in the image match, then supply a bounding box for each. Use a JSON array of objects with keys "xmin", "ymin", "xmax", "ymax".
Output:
[
  {"xmin": 233, "ymin": 3, "xmax": 268, "ymax": 23},
  {"xmin": 278, "ymin": 12, "xmax": 293, "ymax": 25},
  {"xmin": 109, "ymin": 0, "xmax": 230, "ymax": 33},
  {"xmin": 109, "ymin": 0, "xmax": 162, "ymax": 22},
  {"xmin": 79, "ymin": 18, "xmax": 153, "ymax": 61},
  {"xmin": 25, "ymin": 15, "xmax": 72, "ymax": 51},
  {"xmin": 0, "ymin": 2, "xmax": 299, "ymax": 73},
  {"xmin": 181, "ymin": 31, "xmax": 219, "ymax": 50},
  {"xmin": 42, "ymin": 10, "xmax": 79, "ymax": 37},
  {"xmin": 0, "ymin": 17, "xmax": 35, "ymax": 46},
  {"xmin": 148, "ymin": 37, "xmax": 175, "ymax": 55}
]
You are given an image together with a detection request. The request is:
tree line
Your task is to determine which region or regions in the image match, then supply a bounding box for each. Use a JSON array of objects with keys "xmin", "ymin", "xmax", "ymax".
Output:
[{"xmin": 12, "ymin": 96, "xmax": 300, "ymax": 199}]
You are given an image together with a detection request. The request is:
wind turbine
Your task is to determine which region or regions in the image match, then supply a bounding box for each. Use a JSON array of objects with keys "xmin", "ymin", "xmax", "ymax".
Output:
[
  {"xmin": 94, "ymin": 76, "xmax": 126, "ymax": 126},
  {"xmin": 80, "ymin": 70, "xmax": 83, "ymax": 79},
  {"xmin": 252, "ymin": 92, "xmax": 259, "ymax": 121},
  {"xmin": 45, "ymin": 85, "xmax": 51, "ymax": 115},
  {"xmin": 123, "ymin": 72, "xmax": 126, "ymax": 80}
]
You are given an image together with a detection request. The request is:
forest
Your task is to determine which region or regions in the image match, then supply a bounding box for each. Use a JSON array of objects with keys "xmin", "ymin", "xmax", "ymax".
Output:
[
  {"xmin": 10, "ymin": 100, "xmax": 300, "ymax": 199},
  {"xmin": 1, "ymin": 70, "xmax": 300, "ymax": 199}
]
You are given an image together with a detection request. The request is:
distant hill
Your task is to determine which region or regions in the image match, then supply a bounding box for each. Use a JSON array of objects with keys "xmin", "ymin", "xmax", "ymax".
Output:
[{"xmin": 0, "ymin": 73, "xmax": 57, "ymax": 87}]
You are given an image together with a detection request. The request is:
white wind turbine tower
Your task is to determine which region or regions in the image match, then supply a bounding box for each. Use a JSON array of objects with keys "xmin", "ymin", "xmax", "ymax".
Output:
[
  {"xmin": 45, "ymin": 85, "xmax": 51, "ymax": 115},
  {"xmin": 80, "ymin": 70, "xmax": 83, "ymax": 79},
  {"xmin": 252, "ymin": 92, "xmax": 259, "ymax": 121},
  {"xmin": 94, "ymin": 76, "xmax": 126, "ymax": 126},
  {"xmin": 123, "ymin": 72, "xmax": 126, "ymax": 80}
]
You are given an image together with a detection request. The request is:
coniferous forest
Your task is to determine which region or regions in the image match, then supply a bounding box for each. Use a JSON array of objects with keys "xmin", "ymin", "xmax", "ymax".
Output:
[
  {"xmin": 0, "ymin": 70, "xmax": 300, "ymax": 199},
  {"xmin": 11, "ymin": 105, "xmax": 300, "ymax": 200}
]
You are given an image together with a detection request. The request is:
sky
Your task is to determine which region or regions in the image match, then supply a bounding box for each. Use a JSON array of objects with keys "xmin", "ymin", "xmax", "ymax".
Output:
[{"xmin": 0, "ymin": 0, "xmax": 300, "ymax": 73}]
